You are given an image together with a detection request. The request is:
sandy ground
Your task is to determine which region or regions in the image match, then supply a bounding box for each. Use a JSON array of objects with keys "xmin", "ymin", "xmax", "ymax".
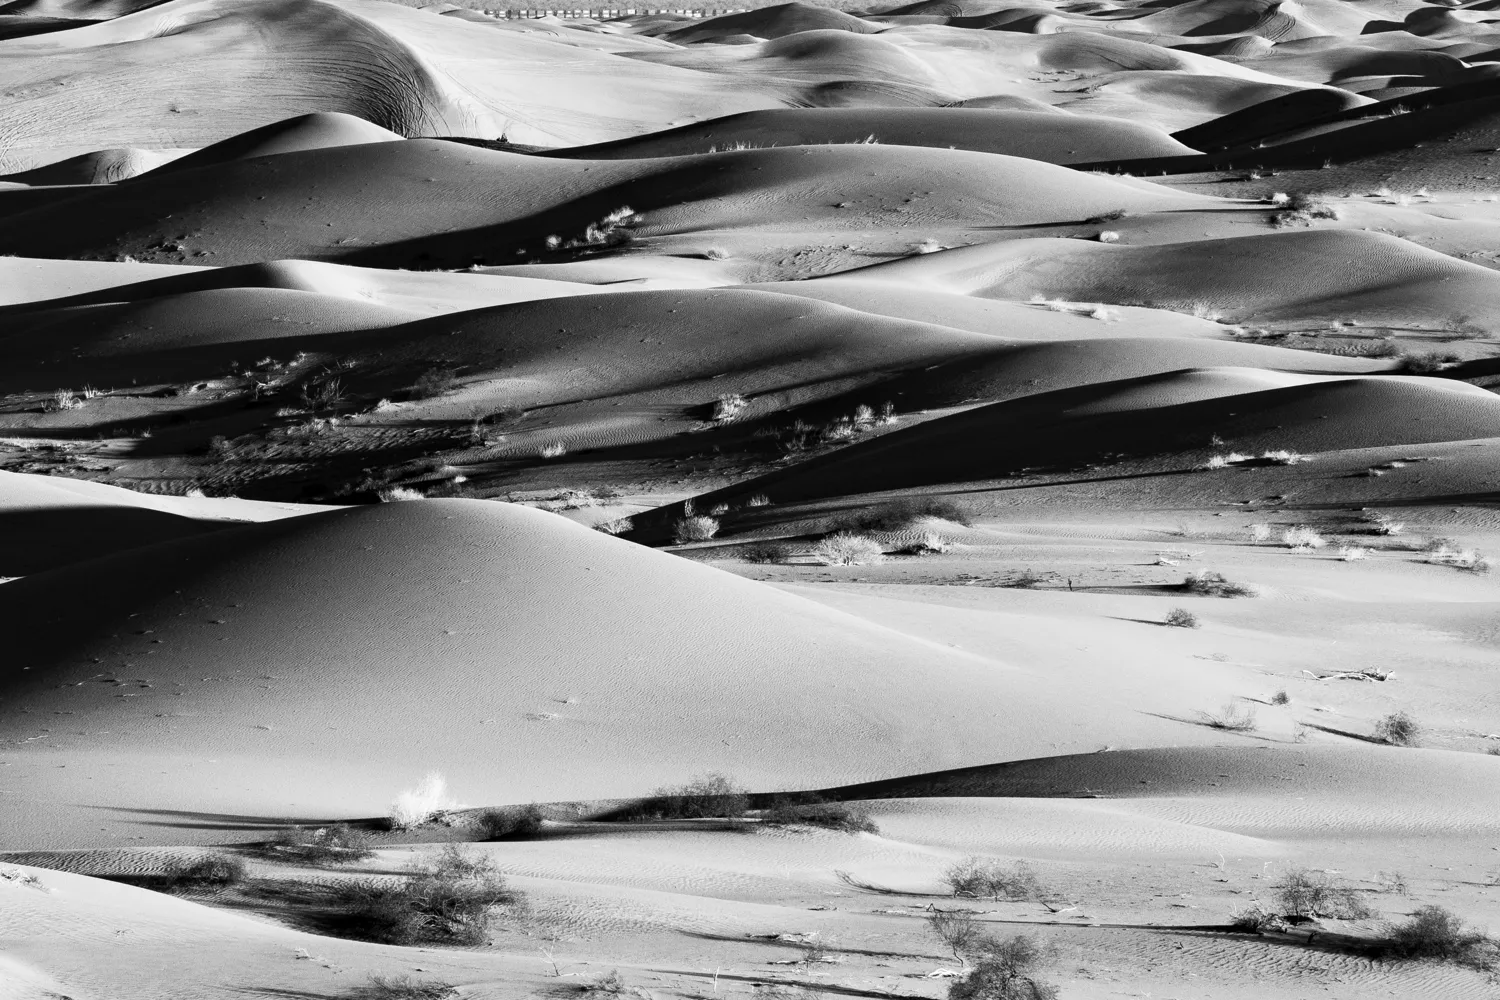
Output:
[{"xmin": 4, "ymin": 0, "xmax": 1500, "ymax": 995}]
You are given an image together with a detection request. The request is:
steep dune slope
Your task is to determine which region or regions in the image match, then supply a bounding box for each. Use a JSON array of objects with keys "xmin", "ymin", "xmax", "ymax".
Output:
[
  {"xmin": 0, "ymin": 500, "xmax": 1234, "ymax": 835},
  {"xmin": 0, "ymin": 138, "xmax": 1209, "ymax": 269}
]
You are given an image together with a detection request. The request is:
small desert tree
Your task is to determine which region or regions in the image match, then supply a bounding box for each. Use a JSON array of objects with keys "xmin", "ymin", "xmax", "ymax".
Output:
[
  {"xmin": 927, "ymin": 908, "xmax": 982, "ymax": 967},
  {"xmin": 949, "ymin": 935, "xmax": 1058, "ymax": 1000}
]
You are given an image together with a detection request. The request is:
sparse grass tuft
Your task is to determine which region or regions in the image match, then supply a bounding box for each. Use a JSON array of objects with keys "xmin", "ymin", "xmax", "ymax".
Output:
[
  {"xmin": 378, "ymin": 487, "xmax": 425, "ymax": 502},
  {"xmin": 1374, "ymin": 711, "xmax": 1420, "ymax": 747},
  {"xmin": 813, "ymin": 533, "xmax": 884, "ymax": 566},
  {"xmin": 44, "ymin": 389, "xmax": 85, "ymax": 412},
  {"xmin": 1199, "ymin": 701, "xmax": 1257, "ymax": 732},
  {"xmin": 711, "ymin": 393, "xmax": 749, "ymax": 423}
]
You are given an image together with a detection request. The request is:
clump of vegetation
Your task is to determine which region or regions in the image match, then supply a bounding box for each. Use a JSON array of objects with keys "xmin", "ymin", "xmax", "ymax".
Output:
[
  {"xmin": 1164, "ymin": 607, "xmax": 1201, "ymax": 628},
  {"xmin": 1199, "ymin": 701, "xmax": 1257, "ymax": 732},
  {"xmin": 1368, "ymin": 514, "xmax": 1405, "ymax": 536},
  {"xmin": 358, "ymin": 973, "xmax": 460, "ymax": 999},
  {"xmin": 1376, "ymin": 905, "xmax": 1499, "ymax": 969},
  {"xmin": 1247, "ymin": 523, "xmax": 1272, "ymax": 542},
  {"xmin": 390, "ymin": 773, "xmax": 459, "ymax": 831},
  {"xmin": 43, "ymin": 389, "xmax": 85, "ymax": 412},
  {"xmin": 1228, "ymin": 904, "xmax": 1278, "ymax": 933},
  {"xmin": 1271, "ymin": 193, "xmax": 1340, "ymax": 227},
  {"xmin": 1426, "ymin": 540, "xmax": 1492, "ymax": 573},
  {"xmin": 156, "ymin": 854, "xmax": 248, "ymax": 892},
  {"xmin": 476, "ymin": 805, "xmax": 545, "ymax": 840},
  {"xmin": 538, "ymin": 441, "xmax": 568, "ymax": 460},
  {"xmin": 622, "ymin": 772, "xmax": 750, "ymax": 822},
  {"xmin": 763, "ymin": 794, "xmax": 879, "ymax": 834},
  {"xmin": 1282, "ymin": 526, "xmax": 1326, "ymax": 551},
  {"xmin": 1374, "ymin": 711, "xmax": 1420, "ymax": 747},
  {"xmin": 814, "ymin": 532, "xmax": 885, "ymax": 566},
  {"xmin": 1184, "ymin": 570, "xmax": 1256, "ymax": 597},
  {"xmin": 1338, "ymin": 544, "xmax": 1369, "ymax": 562},
  {"xmin": 594, "ymin": 516, "xmax": 634, "ymax": 536},
  {"xmin": 672, "ymin": 514, "xmax": 720, "ymax": 544},
  {"xmin": 740, "ymin": 541, "xmax": 793, "ymax": 564},
  {"xmin": 330, "ymin": 847, "xmax": 519, "ymax": 945},
  {"xmin": 950, "ymin": 935, "xmax": 1059, "ymax": 1000},
  {"xmin": 379, "ymin": 486, "xmax": 425, "ymax": 502},
  {"xmin": 407, "ymin": 367, "xmax": 457, "ymax": 401},
  {"xmin": 892, "ymin": 531, "xmax": 951, "ymax": 556},
  {"xmin": 1270, "ymin": 689, "xmax": 1290, "ymax": 705},
  {"xmin": 831, "ymin": 497, "xmax": 972, "ymax": 532},
  {"xmin": 928, "ymin": 907, "xmax": 982, "ymax": 966},
  {"xmin": 1275, "ymin": 869, "xmax": 1375, "ymax": 919},
  {"xmin": 267, "ymin": 823, "xmax": 374, "ymax": 864},
  {"xmin": 711, "ymin": 393, "xmax": 749, "ymax": 423},
  {"xmin": 942, "ymin": 857, "xmax": 1043, "ymax": 901},
  {"xmin": 1399, "ymin": 352, "xmax": 1460, "ymax": 374}
]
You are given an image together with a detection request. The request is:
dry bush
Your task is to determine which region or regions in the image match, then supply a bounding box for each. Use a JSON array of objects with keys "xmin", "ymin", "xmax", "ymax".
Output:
[
  {"xmin": 672, "ymin": 514, "xmax": 719, "ymax": 543},
  {"xmin": 1369, "ymin": 514, "xmax": 1405, "ymax": 536},
  {"xmin": 538, "ymin": 442, "xmax": 568, "ymax": 459},
  {"xmin": 950, "ymin": 935, "xmax": 1058, "ymax": 1000},
  {"xmin": 1228, "ymin": 904, "xmax": 1278, "ymax": 933},
  {"xmin": 1374, "ymin": 711, "xmax": 1420, "ymax": 747},
  {"xmin": 746, "ymin": 493, "xmax": 771, "ymax": 507},
  {"xmin": 831, "ymin": 497, "xmax": 972, "ymax": 532},
  {"xmin": 1260, "ymin": 449, "xmax": 1305, "ymax": 465},
  {"xmin": 740, "ymin": 541, "xmax": 793, "ymax": 564},
  {"xmin": 893, "ymin": 531, "xmax": 950, "ymax": 556},
  {"xmin": 378, "ymin": 487, "xmax": 425, "ymax": 502},
  {"xmin": 1270, "ymin": 689, "xmax": 1290, "ymax": 705},
  {"xmin": 814, "ymin": 533, "xmax": 885, "ymax": 566},
  {"xmin": 1377, "ymin": 905, "xmax": 1499, "ymax": 969},
  {"xmin": 357, "ymin": 973, "xmax": 459, "ymax": 999},
  {"xmin": 1271, "ymin": 194, "xmax": 1340, "ymax": 228},
  {"xmin": 1338, "ymin": 545, "xmax": 1369, "ymax": 562},
  {"xmin": 407, "ymin": 368, "xmax": 457, "ymax": 400},
  {"xmin": 1399, "ymin": 352, "xmax": 1460, "ymax": 374},
  {"xmin": 156, "ymin": 854, "xmax": 248, "ymax": 892},
  {"xmin": 712, "ymin": 393, "xmax": 749, "ymax": 423},
  {"xmin": 477, "ymin": 804, "xmax": 545, "ymax": 840},
  {"xmin": 1275, "ymin": 869, "xmax": 1374, "ymax": 919},
  {"xmin": 268, "ymin": 823, "xmax": 374, "ymax": 864},
  {"xmin": 330, "ymin": 848, "xmax": 519, "ymax": 946},
  {"xmin": 624, "ymin": 772, "xmax": 749, "ymax": 821},
  {"xmin": 1199, "ymin": 701, "xmax": 1257, "ymax": 732},
  {"xmin": 1164, "ymin": 607, "xmax": 1200, "ymax": 628},
  {"xmin": 1248, "ymin": 523, "xmax": 1272, "ymax": 542},
  {"xmin": 928, "ymin": 908, "xmax": 982, "ymax": 965},
  {"xmin": 1184, "ymin": 571, "xmax": 1256, "ymax": 597},
  {"xmin": 594, "ymin": 516, "xmax": 634, "ymax": 536},
  {"xmin": 763, "ymin": 795, "xmax": 878, "ymax": 834},
  {"xmin": 1282, "ymin": 526, "xmax": 1326, "ymax": 551},
  {"xmin": 390, "ymin": 773, "xmax": 458, "ymax": 830},
  {"xmin": 44, "ymin": 389, "xmax": 85, "ymax": 412},
  {"xmin": 943, "ymin": 857, "xmax": 1042, "ymax": 901}
]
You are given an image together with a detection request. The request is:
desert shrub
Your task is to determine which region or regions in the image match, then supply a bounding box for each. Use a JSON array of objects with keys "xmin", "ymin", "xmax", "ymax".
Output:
[
  {"xmin": 157, "ymin": 854, "xmax": 248, "ymax": 891},
  {"xmin": 1399, "ymin": 352, "xmax": 1460, "ymax": 374},
  {"xmin": 379, "ymin": 487, "xmax": 425, "ymax": 502},
  {"xmin": 538, "ymin": 442, "xmax": 568, "ymax": 459},
  {"xmin": 477, "ymin": 804, "xmax": 545, "ymax": 840},
  {"xmin": 594, "ymin": 516, "xmax": 634, "ymax": 535},
  {"xmin": 44, "ymin": 389, "xmax": 85, "ymax": 412},
  {"xmin": 928, "ymin": 908, "xmax": 983, "ymax": 965},
  {"xmin": 943, "ymin": 858, "xmax": 1042, "ymax": 901},
  {"xmin": 949, "ymin": 935, "xmax": 1058, "ymax": 1000},
  {"xmin": 1261, "ymin": 449, "xmax": 1305, "ymax": 465},
  {"xmin": 1369, "ymin": 515, "xmax": 1405, "ymax": 535},
  {"xmin": 763, "ymin": 795, "xmax": 878, "ymax": 834},
  {"xmin": 1282, "ymin": 526, "xmax": 1326, "ymax": 550},
  {"xmin": 672, "ymin": 515, "xmax": 719, "ymax": 544},
  {"xmin": 331, "ymin": 850, "xmax": 518, "ymax": 945},
  {"xmin": 1270, "ymin": 689, "xmax": 1290, "ymax": 705},
  {"xmin": 814, "ymin": 533, "xmax": 884, "ymax": 566},
  {"xmin": 1184, "ymin": 571, "xmax": 1256, "ymax": 597},
  {"xmin": 746, "ymin": 493, "xmax": 771, "ymax": 507},
  {"xmin": 1377, "ymin": 906, "xmax": 1499, "ymax": 968},
  {"xmin": 892, "ymin": 531, "xmax": 950, "ymax": 556},
  {"xmin": 740, "ymin": 541, "xmax": 793, "ymax": 564},
  {"xmin": 1275, "ymin": 869, "xmax": 1375, "ymax": 919},
  {"xmin": 579, "ymin": 969, "xmax": 634, "ymax": 994},
  {"xmin": 711, "ymin": 393, "xmax": 749, "ymax": 423},
  {"xmin": 1248, "ymin": 523, "xmax": 1272, "ymax": 542},
  {"xmin": 1374, "ymin": 711, "xmax": 1420, "ymax": 747},
  {"xmin": 1271, "ymin": 194, "xmax": 1339, "ymax": 228},
  {"xmin": 1164, "ymin": 607, "xmax": 1200, "ymax": 628},
  {"xmin": 390, "ymin": 773, "xmax": 458, "ymax": 830},
  {"xmin": 1338, "ymin": 545, "xmax": 1369, "ymax": 562},
  {"xmin": 300, "ymin": 376, "xmax": 347, "ymax": 410},
  {"xmin": 1228, "ymin": 904, "xmax": 1278, "ymax": 933},
  {"xmin": 1199, "ymin": 701, "xmax": 1257, "ymax": 732},
  {"xmin": 357, "ymin": 974, "xmax": 459, "ymax": 999},
  {"xmin": 625, "ymin": 772, "xmax": 749, "ymax": 821},
  {"xmin": 407, "ymin": 368, "xmax": 457, "ymax": 400},
  {"xmin": 269, "ymin": 823, "xmax": 374, "ymax": 864},
  {"xmin": 832, "ymin": 497, "xmax": 972, "ymax": 532}
]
